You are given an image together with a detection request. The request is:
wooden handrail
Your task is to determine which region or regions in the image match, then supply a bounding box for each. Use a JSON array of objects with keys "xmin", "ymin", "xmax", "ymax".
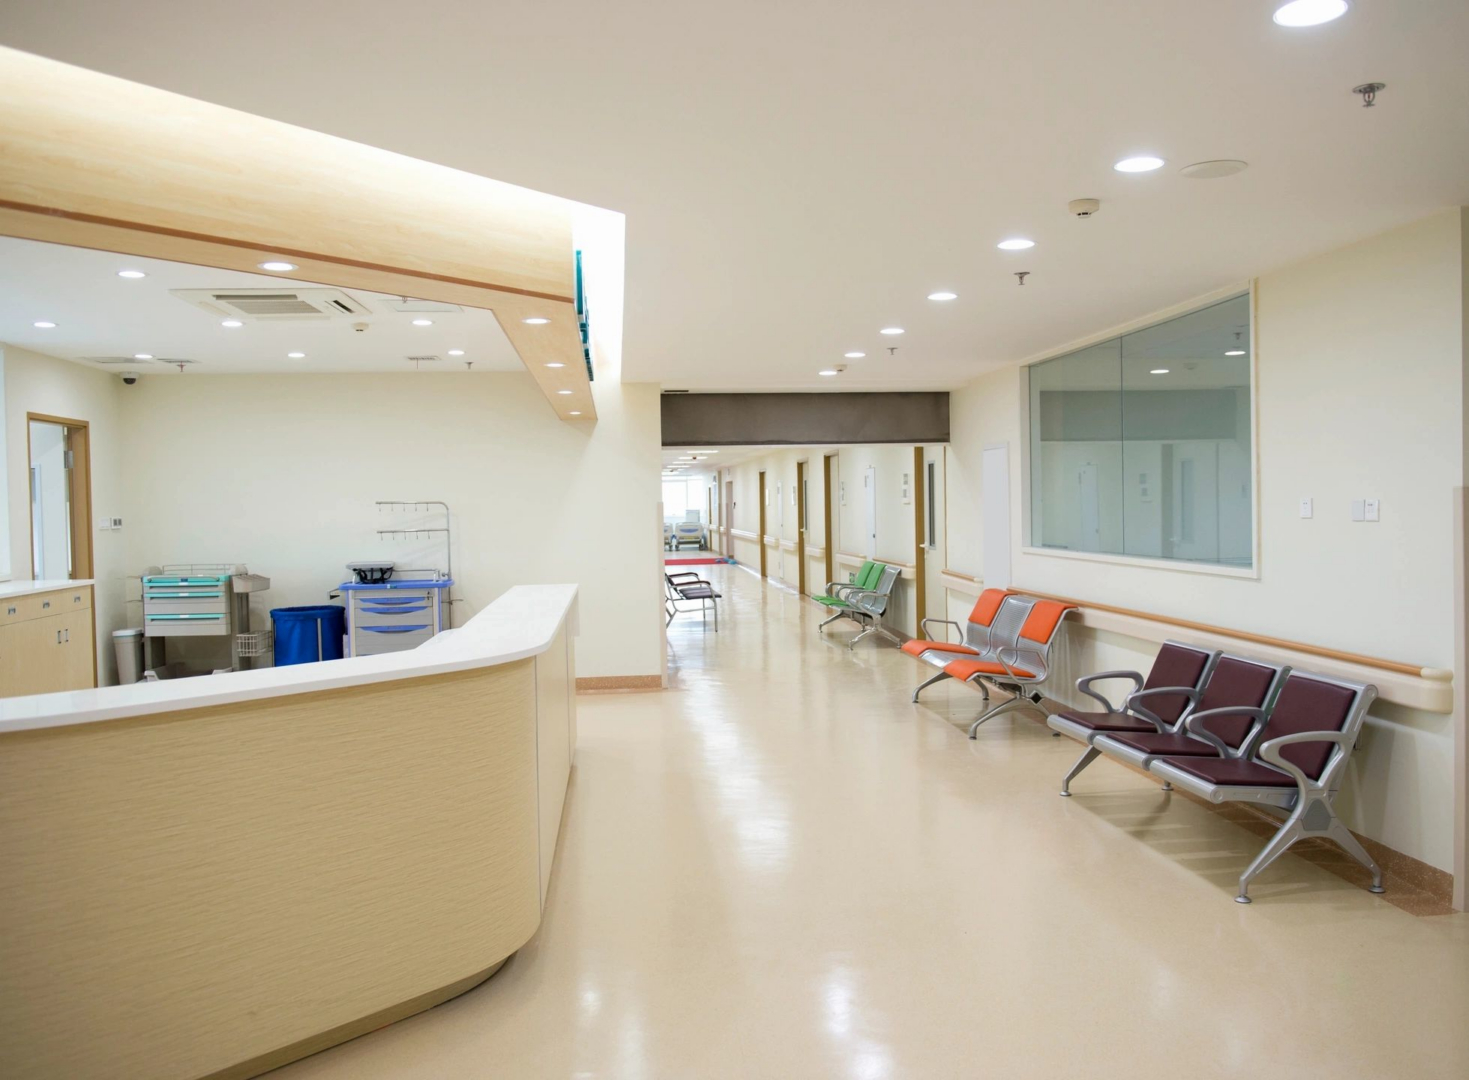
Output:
[
  {"xmin": 938, "ymin": 568, "xmax": 1434, "ymax": 678},
  {"xmin": 835, "ymin": 551, "xmax": 916, "ymax": 571}
]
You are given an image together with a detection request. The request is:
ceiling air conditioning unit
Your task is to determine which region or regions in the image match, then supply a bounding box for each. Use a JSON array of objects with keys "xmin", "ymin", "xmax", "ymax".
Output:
[{"xmin": 172, "ymin": 287, "xmax": 372, "ymax": 321}]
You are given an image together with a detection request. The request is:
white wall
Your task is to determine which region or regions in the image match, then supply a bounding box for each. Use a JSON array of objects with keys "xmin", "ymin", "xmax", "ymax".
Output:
[
  {"xmin": 2, "ymin": 343, "xmax": 130, "ymax": 681},
  {"xmin": 944, "ymin": 210, "xmax": 1467, "ymax": 871},
  {"xmin": 115, "ymin": 371, "xmax": 663, "ymax": 681}
]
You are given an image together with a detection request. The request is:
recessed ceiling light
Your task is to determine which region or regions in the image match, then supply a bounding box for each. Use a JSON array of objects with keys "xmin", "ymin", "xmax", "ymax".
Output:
[
  {"xmin": 545, "ymin": 362, "xmax": 566, "ymax": 368},
  {"xmin": 1150, "ymin": 368, "xmax": 1170, "ymax": 375},
  {"xmin": 1180, "ymin": 159, "xmax": 1249, "ymax": 180},
  {"xmin": 117, "ymin": 269, "xmax": 146, "ymax": 279},
  {"xmin": 819, "ymin": 369, "xmax": 839, "ymax": 377},
  {"xmin": 1114, "ymin": 156, "xmax": 1166, "ymax": 173},
  {"xmin": 880, "ymin": 327, "xmax": 905, "ymax": 335},
  {"xmin": 569, "ymin": 410, "xmax": 582, "ymax": 416},
  {"xmin": 258, "ymin": 261, "xmax": 297, "ymax": 272},
  {"xmin": 1273, "ymin": 0, "xmax": 1349, "ymax": 27},
  {"xmin": 1225, "ymin": 349, "xmax": 1246, "ymax": 356},
  {"xmin": 556, "ymin": 389, "xmax": 573, "ymax": 395},
  {"xmin": 221, "ymin": 319, "xmax": 243, "ymax": 328},
  {"xmin": 288, "ymin": 351, "xmax": 306, "ymax": 359},
  {"xmin": 927, "ymin": 291, "xmax": 958, "ymax": 301},
  {"xmin": 33, "ymin": 320, "xmax": 56, "ymax": 328},
  {"xmin": 844, "ymin": 351, "xmax": 866, "ymax": 359},
  {"xmin": 678, "ymin": 456, "xmax": 695, "ymax": 461},
  {"xmin": 412, "ymin": 318, "xmax": 433, "ymax": 327},
  {"xmin": 523, "ymin": 317, "xmax": 550, "ymax": 325},
  {"xmin": 997, "ymin": 238, "xmax": 1035, "ymax": 251},
  {"xmin": 133, "ymin": 353, "xmax": 154, "ymax": 360},
  {"xmin": 447, "ymin": 349, "xmax": 465, "ymax": 356}
]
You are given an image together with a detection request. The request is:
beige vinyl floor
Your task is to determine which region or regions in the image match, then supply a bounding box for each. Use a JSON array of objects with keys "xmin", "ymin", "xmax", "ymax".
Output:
[{"xmin": 277, "ymin": 563, "xmax": 1469, "ymax": 1079}]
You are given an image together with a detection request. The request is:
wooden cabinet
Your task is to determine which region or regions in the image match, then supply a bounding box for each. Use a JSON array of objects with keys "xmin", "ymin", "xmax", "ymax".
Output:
[{"xmin": 0, "ymin": 585, "xmax": 95, "ymax": 697}]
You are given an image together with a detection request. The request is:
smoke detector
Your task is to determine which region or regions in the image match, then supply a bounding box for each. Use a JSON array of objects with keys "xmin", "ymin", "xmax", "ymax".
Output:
[{"xmin": 1069, "ymin": 198, "xmax": 1101, "ymax": 218}]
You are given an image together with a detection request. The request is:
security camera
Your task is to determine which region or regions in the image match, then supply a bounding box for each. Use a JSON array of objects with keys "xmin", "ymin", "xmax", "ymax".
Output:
[
  {"xmin": 120, "ymin": 372, "xmax": 140, "ymax": 385},
  {"xmin": 351, "ymin": 321, "xmax": 370, "ymax": 333}
]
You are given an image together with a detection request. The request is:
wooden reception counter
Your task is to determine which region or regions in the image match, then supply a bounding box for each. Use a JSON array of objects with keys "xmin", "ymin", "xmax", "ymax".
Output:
[{"xmin": 0, "ymin": 584, "xmax": 578, "ymax": 1080}]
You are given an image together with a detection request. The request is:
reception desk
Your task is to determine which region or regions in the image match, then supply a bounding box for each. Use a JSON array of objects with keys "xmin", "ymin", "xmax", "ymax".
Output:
[{"xmin": 0, "ymin": 584, "xmax": 578, "ymax": 1080}]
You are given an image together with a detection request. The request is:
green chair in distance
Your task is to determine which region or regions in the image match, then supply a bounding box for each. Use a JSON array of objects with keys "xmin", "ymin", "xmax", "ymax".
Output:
[{"xmin": 817, "ymin": 561, "xmax": 901, "ymax": 648}]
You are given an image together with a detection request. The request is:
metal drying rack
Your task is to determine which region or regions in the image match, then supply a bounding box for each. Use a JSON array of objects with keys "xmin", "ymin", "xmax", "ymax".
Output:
[{"xmin": 374, "ymin": 500, "xmax": 457, "ymax": 624}]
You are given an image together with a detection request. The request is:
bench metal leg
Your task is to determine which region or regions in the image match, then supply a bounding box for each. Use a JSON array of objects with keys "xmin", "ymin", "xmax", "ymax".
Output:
[
  {"xmin": 967, "ymin": 693, "xmax": 1032, "ymax": 738},
  {"xmin": 1327, "ymin": 816, "xmax": 1385, "ymax": 893},
  {"xmin": 818, "ymin": 611, "xmax": 844, "ymax": 634},
  {"xmin": 1059, "ymin": 745, "xmax": 1100, "ymax": 796},
  {"xmin": 849, "ymin": 626, "xmax": 877, "ymax": 650},
  {"xmin": 1235, "ymin": 797, "xmax": 1386, "ymax": 904},
  {"xmin": 912, "ymin": 670, "xmax": 950, "ymax": 703}
]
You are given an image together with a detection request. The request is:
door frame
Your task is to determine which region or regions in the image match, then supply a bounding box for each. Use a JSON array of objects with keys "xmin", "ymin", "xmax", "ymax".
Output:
[
  {"xmin": 757, "ymin": 470, "xmax": 767, "ymax": 578},
  {"xmin": 796, "ymin": 460, "xmax": 807, "ymax": 596},
  {"xmin": 912, "ymin": 446, "xmax": 925, "ymax": 629},
  {"xmin": 26, "ymin": 412, "xmax": 94, "ymax": 582},
  {"xmin": 822, "ymin": 454, "xmax": 835, "ymax": 589}
]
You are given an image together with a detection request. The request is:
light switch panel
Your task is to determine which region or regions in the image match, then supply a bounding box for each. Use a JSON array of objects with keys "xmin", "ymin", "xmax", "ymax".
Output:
[
  {"xmin": 1365, "ymin": 498, "xmax": 1380, "ymax": 522},
  {"xmin": 1351, "ymin": 499, "xmax": 1365, "ymax": 522},
  {"xmin": 1299, "ymin": 498, "xmax": 1313, "ymax": 519}
]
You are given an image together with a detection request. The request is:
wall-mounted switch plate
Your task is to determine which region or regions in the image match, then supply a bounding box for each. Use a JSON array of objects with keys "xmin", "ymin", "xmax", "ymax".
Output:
[
  {"xmin": 1364, "ymin": 499, "xmax": 1380, "ymax": 522},
  {"xmin": 1299, "ymin": 498, "xmax": 1313, "ymax": 519},
  {"xmin": 1351, "ymin": 499, "xmax": 1366, "ymax": 522},
  {"xmin": 112, "ymin": 517, "xmax": 123, "ymax": 529}
]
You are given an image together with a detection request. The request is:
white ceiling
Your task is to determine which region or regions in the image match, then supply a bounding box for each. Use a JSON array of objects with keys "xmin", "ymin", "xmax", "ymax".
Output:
[
  {"xmin": 3, "ymin": 1, "xmax": 1467, "ymax": 391},
  {"xmin": 0, "ymin": 237, "xmax": 522, "ymax": 375}
]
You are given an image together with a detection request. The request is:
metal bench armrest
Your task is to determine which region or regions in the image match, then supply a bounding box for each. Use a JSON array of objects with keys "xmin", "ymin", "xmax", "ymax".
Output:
[
  {"xmin": 1256, "ymin": 730, "xmax": 1354, "ymax": 794},
  {"xmin": 1076, "ymin": 670, "xmax": 1144, "ymax": 714},
  {"xmin": 1121, "ymin": 685, "xmax": 1200, "ymax": 732},
  {"xmin": 920, "ymin": 618, "xmax": 962, "ymax": 643},
  {"xmin": 1181, "ymin": 705, "xmax": 1269, "ymax": 758},
  {"xmin": 995, "ymin": 645, "xmax": 1043, "ymax": 683}
]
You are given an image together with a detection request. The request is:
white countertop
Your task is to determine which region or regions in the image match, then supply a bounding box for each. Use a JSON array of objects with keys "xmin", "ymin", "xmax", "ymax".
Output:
[
  {"xmin": 0, "ymin": 578, "xmax": 94, "ymax": 601},
  {"xmin": 0, "ymin": 583, "xmax": 578, "ymax": 735}
]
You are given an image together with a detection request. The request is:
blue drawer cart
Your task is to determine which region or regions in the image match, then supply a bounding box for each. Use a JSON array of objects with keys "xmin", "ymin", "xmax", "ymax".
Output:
[{"xmin": 339, "ymin": 578, "xmax": 453, "ymax": 656}]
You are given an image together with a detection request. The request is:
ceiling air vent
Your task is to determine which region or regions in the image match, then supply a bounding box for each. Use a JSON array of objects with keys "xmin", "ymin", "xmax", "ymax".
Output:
[
  {"xmin": 85, "ymin": 355, "xmax": 154, "ymax": 365},
  {"xmin": 172, "ymin": 287, "xmax": 372, "ymax": 321}
]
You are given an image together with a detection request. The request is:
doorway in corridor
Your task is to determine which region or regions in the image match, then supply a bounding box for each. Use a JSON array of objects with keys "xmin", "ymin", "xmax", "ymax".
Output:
[
  {"xmin": 757, "ymin": 470, "xmax": 767, "ymax": 578},
  {"xmin": 796, "ymin": 460, "xmax": 807, "ymax": 595}
]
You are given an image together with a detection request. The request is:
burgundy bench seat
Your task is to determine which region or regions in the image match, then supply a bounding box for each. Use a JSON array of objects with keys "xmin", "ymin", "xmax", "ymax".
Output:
[{"xmin": 1152, "ymin": 756, "xmax": 1297, "ymax": 789}]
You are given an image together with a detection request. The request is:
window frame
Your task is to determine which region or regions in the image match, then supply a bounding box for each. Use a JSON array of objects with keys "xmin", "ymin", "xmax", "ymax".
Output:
[{"xmin": 1018, "ymin": 281, "xmax": 1261, "ymax": 580}]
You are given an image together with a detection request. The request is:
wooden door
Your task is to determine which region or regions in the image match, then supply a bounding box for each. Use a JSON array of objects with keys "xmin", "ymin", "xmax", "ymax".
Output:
[
  {"xmin": 796, "ymin": 460, "xmax": 807, "ymax": 595},
  {"xmin": 757, "ymin": 471, "xmax": 767, "ymax": 578},
  {"xmin": 822, "ymin": 455, "xmax": 835, "ymax": 590}
]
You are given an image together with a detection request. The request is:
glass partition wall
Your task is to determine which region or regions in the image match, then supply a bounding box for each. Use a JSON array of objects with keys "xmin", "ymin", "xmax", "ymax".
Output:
[{"xmin": 1028, "ymin": 293, "xmax": 1253, "ymax": 568}]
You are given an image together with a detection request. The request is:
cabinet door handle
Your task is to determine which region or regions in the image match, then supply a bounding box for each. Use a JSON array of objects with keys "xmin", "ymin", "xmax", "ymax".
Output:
[
  {"xmin": 57, "ymin": 629, "xmax": 62, "ymax": 644},
  {"xmin": 64, "ymin": 628, "xmax": 70, "ymax": 643},
  {"xmin": 42, "ymin": 600, "xmax": 51, "ymax": 609}
]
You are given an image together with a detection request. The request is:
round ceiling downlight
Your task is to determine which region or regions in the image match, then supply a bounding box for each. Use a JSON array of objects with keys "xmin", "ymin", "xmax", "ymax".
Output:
[
  {"xmin": 1180, "ymin": 159, "xmax": 1249, "ymax": 180},
  {"xmin": 33, "ymin": 320, "xmax": 56, "ymax": 328},
  {"xmin": 258, "ymin": 261, "xmax": 297, "ymax": 272},
  {"xmin": 997, "ymin": 238, "xmax": 1035, "ymax": 251},
  {"xmin": 134, "ymin": 353, "xmax": 154, "ymax": 360},
  {"xmin": 523, "ymin": 317, "xmax": 550, "ymax": 325},
  {"xmin": 879, "ymin": 327, "xmax": 905, "ymax": 336},
  {"xmin": 927, "ymin": 291, "xmax": 958, "ymax": 301},
  {"xmin": 1114, "ymin": 156, "xmax": 1166, "ymax": 173},
  {"xmin": 412, "ymin": 318, "xmax": 433, "ymax": 326},
  {"xmin": 221, "ymin": 319, "xmax": 243, "ymax": 328},
  {"xmin": 1273, "ymin": 0, "xmax": 1349, "ymax": 27},
  {"xmin": 117, "ymin": 269, "xmax": 146, "ymax": 279},
  {"xmin": 1225, "ymin": 349, "xmax": 1247, "ymax": 356},
  {"xmin": 1150, "ymin": 368, "xmax": 1170, "ymax": 375},
  {"xmin": 844, "ymin": 351, "xmax": 866, "ymax": 359}
]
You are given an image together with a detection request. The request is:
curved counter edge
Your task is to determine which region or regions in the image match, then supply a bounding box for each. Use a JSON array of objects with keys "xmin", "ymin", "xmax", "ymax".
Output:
[
  {"xmin": 0, "ymin": 586, "xmax": 578, "ymax": 1080},
  {"xmin": 0, "ymin": 583, "xmax": 579, "ymax": 733}
]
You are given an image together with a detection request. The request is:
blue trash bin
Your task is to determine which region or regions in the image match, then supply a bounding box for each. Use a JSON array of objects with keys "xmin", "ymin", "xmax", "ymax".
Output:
[{"xmin": 270, "ymin": 605, "xmax": 346, "ymax": 666}]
